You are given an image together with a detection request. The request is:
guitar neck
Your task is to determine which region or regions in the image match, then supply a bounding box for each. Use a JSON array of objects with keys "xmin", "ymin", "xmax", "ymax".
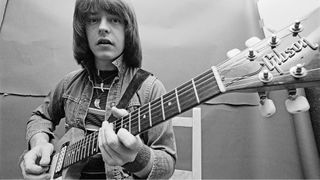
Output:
[{"xmin": 62, "ymin": 67, "xmax": 223, "ymax": 169}]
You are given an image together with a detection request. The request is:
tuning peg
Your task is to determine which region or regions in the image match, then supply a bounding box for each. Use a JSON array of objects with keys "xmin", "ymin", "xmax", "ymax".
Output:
[
  {"xmin": 226, "ymin": 48, "xmax": 241, "ymax": 58},
  {"xmin": 290, "ymin": 63, "xmax": 307, "ymax": 78},
  {"xmin": 245, "ymin": 36, "xmax": 261, "ymax": 47},
  {"xmin": 285, "ymin": 89, "xmax": 310, "ymax": 114},
  {"xmin": 247, "ymin": 48, "xmax": 257, "ymax": 61},
  {"xmin": 259, "ymin": 92, "xmax": 276, "ymax": 117},
  {"xmin": 290, "ymin": 20, "xmax": 303, "ymax": 36},
  {"xmin": 259, "ymin": 69, "xmax": 273, "ymax": 83},
  {"xmin": 269, "ymin": 34, "xmax": 280, "ymax": 48}
]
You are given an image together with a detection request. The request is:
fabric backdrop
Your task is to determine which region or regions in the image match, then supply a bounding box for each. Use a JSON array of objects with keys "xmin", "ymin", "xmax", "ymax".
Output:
[{"xmin": 0, "ymin": 0, "xmax": 319, "ymax": 179}]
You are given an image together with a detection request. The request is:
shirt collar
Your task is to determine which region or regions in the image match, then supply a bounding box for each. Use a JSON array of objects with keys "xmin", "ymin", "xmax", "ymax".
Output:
[{"xmin": 82, "ymin": 58, "xmax": 127, "ymax": 82}]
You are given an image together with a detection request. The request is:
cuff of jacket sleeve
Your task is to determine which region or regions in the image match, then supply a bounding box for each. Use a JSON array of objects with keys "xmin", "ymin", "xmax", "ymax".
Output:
[
  {"xmin": 26, "ymin": 130, "xmax": 55, "ymax": 149},
  {"xmin": 122, "ymin": 144, "xmax": 152, "ymax": 173}
]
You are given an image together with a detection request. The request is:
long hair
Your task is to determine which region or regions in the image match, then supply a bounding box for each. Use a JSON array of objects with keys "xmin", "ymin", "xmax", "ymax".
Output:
[{"xmin": 73, "ymin": 0, "xmax": 142, "ymax": 69}]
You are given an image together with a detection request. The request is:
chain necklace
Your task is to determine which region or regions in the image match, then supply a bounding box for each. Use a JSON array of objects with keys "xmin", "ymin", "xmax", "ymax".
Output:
[{"xmin": 93, "ymin": 70, "xmax": 117, "ymax": 109}]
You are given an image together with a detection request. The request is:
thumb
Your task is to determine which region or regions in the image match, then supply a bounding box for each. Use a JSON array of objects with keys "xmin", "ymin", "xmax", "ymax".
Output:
[{"xmin": 111, "ymin": 106, "xmax": 129, "ymax": 118}]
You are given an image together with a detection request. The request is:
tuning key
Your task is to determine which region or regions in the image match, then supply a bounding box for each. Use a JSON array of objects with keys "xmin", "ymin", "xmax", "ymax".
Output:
[
  {"xmin": 259, "ymin": 92, "xmax": 276, "ymax": 117},
  {"xmin": 269, "ymin": 34, "xmax": 280, "ymax": 48},
  {"xmin": 290, "ymin": 64, "xmax": 307, "ymax": 78},
  {"xmin": 247, "ymin": 49, "xmax": 257, "ymax": 61},
  {"xmin": 259, "ymin": 70, "xmax": 273, "ymax": 83},
  {"xmin": 245, "ymin": 36, "xmax": 261, "ymax": 47},
  {"xmin": 285, "ymin": 89, "xmax": 310, "ymax": 114},
  {"xmin": 290, "ymin": 20, "xmax": 304, "ymax": 36},
  {"xmin": 226, "ymin": 48, "xmax": 241, "ymax": 58}
]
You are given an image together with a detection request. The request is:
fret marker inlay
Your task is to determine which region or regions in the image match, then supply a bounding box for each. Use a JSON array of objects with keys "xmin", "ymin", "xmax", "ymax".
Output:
[{"xmin": 192, "ymin": 78, "xmax": 200, "ymax": 104}]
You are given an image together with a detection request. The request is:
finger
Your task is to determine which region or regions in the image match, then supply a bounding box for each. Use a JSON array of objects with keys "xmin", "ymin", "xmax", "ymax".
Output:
[
  {"xmin": 103, "ymin": 122, "xmax": 122, "ymax": 150},
  {"xmin": 99, "ymin": 126, "xmax": 122, "ymax": 165},
  {"xmin": 39, "ymin": 145, "xmax": 53, "ymax": 166},
  {"xmin": 98, "ymin": 131, "xmax": 113, "ymax": 163},
  {"xmin": 23, "ymin": 150, "xmax": 46, "ymax": 174},
  {"xmin": 117, "ymin": 128, "xmax": 142, "ymax": 151},
  {"xmin": 111, "ymin": 107, "xmax": 129, "ymax": 118},
  {"xmin": 21, "ymin": 162, "xmax": 51, "ymax": 180}
]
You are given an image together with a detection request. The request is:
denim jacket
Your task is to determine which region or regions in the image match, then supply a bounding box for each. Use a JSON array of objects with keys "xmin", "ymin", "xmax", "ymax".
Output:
[{"xmin": 26, "ymin": 58, "xmax": 177, "ymax": 179}]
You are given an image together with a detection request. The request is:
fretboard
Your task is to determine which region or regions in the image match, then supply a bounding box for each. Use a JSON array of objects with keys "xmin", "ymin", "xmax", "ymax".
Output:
[{"xmin": 62, "ymin": 67, "xmax": 222, "ymax": 169}]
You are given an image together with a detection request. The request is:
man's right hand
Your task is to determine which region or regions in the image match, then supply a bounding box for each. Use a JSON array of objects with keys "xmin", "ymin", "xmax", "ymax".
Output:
[{"xmin": 20, "ymin": 142, "xmax": 54, "ymax": 180}]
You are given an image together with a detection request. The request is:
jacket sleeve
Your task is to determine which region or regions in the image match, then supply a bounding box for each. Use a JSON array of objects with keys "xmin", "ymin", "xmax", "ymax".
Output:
[
  {"xmin": 123, "ymin": 76, "xmax": 177, "ymax": 179},
  {"xmin": 25, "ymin": 71, "xmax": 77, "ymax": 145}
]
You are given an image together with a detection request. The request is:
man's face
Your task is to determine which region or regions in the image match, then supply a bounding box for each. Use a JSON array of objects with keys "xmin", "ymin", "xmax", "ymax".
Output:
[{"xmin": 86, "ymin": 10, "xmax": 125, "ymax": 65}]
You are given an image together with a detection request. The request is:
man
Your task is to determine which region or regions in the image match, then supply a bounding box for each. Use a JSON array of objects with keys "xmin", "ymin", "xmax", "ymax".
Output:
[{"xmin": 20, "ymin": 0, "xmax": 176, "ymax": 179}]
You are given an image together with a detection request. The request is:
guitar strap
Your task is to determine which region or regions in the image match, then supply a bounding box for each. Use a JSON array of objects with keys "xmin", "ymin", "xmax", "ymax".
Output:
[{"xmin": 107, "ymin": 68, "xmax": 151, "ymax": 123}]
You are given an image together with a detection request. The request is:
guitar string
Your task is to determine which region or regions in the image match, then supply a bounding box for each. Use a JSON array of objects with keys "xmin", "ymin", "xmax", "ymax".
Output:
[
  {"xmin": 65, "ymin": 51, "xmax": 315, "ymax": 164},
  {"xmin": 65, "ymin": 64, "xmax": 320, "ymax": 166},
  {"xmin": 68, "ymin": 30, "xmax": 314, "ymax": 155},
  {"xmin": 216, "ymin": 17, "xmax": 310, "ymax": 71},
  {"xmin": 116, "ymin": 29, "xmax": 310, "ymax": 130},
  {"xmin": 118, "ymin": 26, "xmax": 320, "ymax": 130},
  {"xmin": 64, "ymin": 66, "xmax": 320, "ymax": 165},
  {"xmin": 64, "ymin": 19, "xmax": 316, "ymax": 160},
  {"xmin": 65, "ymin": 69, "xmax": 216, "ymax": 157},
  {"xmin": 225, "ymin": 67, "xmax": 320, "ymax": 91}
]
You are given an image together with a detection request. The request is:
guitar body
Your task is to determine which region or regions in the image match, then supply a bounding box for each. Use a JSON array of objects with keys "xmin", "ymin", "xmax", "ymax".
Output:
[{"xmin": 49, "ymin": 128, "xmax": 87, "ymax": 180}]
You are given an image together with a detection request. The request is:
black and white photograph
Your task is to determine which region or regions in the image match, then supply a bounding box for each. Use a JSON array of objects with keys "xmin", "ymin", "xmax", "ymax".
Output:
[{"xmin": 0, "ymin": 0, "xmax": 320, "ymax": 179}]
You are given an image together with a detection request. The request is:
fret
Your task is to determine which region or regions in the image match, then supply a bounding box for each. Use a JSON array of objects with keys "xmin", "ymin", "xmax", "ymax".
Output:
[
  {"xmin": 138, "ymin": 108, "xmax": 141, "ymax": 132},
  {"xmin": 121, "ymin": 117, "xmax": 124, "ymax": 128},
  {"xmin": 81, "ymin": 138, "xmax": 86, "ymax": 160},
  {"xmin": 83, "ymin": 137, "xmax": 88, "ymax": 159},
  {"xmin": 75, "ymin": 141, "xmax": 80, "ymax": 162},
  {"xmin": 176, "ymin": 80, "xmax": 197, "ymax": 112},
  {"xmin": 161, "ymin": 96, "xmax": 165, "ymax": 120},
  {"xmin": 84, "ymin": 137, "xmax": 88, "ymax": 159},
  {"xmin": 91, "ymin": 133, "xmax": 95, "ymax": 154},
  {"xmin": 77, "ymin": 140, "xmax": 82, "ymax": 162},
  {"xmin": 175, "ymin": 88, "xmax": 181, "ymax": 113},
  {"xmin": 95, "ymin": 132, "xmax": 99, "ymax": 153},
  {"xmin": 87, "ymin": 134, "xmax": 91, "ymax": 157},
  {"xmin": 79, "ymin": 139, "xmax": 84, "ymax": 161},
  {"xmin": 73, "ymin": 143, "xmax": 78, "ymax": 164},
  {"xmin": 68, "ymin": 147, "xmax": 73, "ymax": 166},
  {"xmin": 148, "ymin": 103, "xmax": 152, "ymax": 127},
  {"xmin": 64, "ymin": 151, "xmax": 70, "ymax": 167},
  {"xmin": 68, "ymin": 147, "xmax": 72, "ymax": 166},
  {"xmin": 129, "ymin": 113, "xmax": 131, "ymax": 133},
  {"xmin": 192, "ymin": 78, "xmax": 200, "ymax": 104},
  {"xmin": 69, "ymin": 146, "xmax": 73, "ymax": 165}
]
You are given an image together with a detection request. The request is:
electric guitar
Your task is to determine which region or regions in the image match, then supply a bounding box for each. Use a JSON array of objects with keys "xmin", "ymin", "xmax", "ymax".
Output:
[{"xmin": 49, "ymin": 20, "xmax": 320, "ymax": 179}]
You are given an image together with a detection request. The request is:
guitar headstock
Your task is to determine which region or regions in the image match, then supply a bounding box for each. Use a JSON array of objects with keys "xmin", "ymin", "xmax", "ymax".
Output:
[{"xmin": 218, "ymin": 20, "xmax": 320, "ymax": 117}]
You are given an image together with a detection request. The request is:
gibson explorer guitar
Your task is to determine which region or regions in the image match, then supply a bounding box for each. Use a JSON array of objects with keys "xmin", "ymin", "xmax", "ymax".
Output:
[{"xmin": 49, "ymin": 20, "xmax": 320, "ymax": 179}]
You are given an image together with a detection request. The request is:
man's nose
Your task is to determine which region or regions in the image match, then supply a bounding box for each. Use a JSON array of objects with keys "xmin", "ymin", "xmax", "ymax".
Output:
[{"xmin": 99, "ymin": 17, "xmax": 110, "ymax": 34}]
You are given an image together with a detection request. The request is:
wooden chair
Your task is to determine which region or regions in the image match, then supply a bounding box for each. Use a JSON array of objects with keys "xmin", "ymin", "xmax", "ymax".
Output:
[{"xmin": 171, "ymin": 107, "xmax": 202, "ymax": 179}]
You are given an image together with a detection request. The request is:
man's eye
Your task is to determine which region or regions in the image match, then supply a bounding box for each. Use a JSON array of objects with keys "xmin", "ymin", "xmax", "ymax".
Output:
[
  {"xmin": 111, "ymin": 18, "xmax": 121, "ymax": 24},
  {"xmin": 88, "ymin": 18, "xmax": 99, "ymax": 24}
]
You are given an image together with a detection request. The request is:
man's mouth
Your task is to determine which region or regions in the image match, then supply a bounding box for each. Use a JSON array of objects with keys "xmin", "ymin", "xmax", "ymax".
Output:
[{"xmin": 97, "ymin": 39, "xmax": 112, "ymax": 45}]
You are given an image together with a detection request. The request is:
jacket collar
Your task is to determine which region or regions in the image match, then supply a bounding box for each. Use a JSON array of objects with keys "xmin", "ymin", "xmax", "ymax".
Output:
[{"xmin": 81, "ymin": 58, "xmax": 127, "ymax": 83}]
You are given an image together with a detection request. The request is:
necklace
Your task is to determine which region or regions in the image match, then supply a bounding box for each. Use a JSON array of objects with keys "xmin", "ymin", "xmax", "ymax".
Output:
[
  {"xmin": 93, "ymin": 70, "xmax": 117, "ymax": 109},
  {"xmin": 96, "ymin": 70, "xmax": 117, "ymax": 92}
]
